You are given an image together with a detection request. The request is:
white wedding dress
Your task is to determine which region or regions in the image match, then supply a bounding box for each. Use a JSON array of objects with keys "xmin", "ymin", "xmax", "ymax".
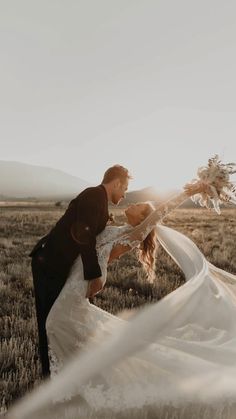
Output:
[{"xmin": 7, "ymin": 222, "xmax": 236, "ymax": 419}]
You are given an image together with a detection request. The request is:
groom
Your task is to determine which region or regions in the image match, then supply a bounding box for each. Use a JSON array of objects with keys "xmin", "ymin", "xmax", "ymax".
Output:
[{"xmin": 30, "ymin": 164, "xmax": 131, "ymax": 378}]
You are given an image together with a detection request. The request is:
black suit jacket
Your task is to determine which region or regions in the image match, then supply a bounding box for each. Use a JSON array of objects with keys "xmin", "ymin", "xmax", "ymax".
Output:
[{"xmin": 29, "ymin": 184, "xmax": 109, "ymax": 283}]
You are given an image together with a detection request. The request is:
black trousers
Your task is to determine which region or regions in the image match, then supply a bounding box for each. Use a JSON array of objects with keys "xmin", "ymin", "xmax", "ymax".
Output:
[{"xmin": 31, "ymin": 252, "xmax": 66, "ymax": 378}]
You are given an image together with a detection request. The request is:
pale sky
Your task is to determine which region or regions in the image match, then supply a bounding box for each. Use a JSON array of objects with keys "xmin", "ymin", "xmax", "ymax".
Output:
[{"xmin": 1, "ymin": 0, "xmax": 236, "ymax": 191}]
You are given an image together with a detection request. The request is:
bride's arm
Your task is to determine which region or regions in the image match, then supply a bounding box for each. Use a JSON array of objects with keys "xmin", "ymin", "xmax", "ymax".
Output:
[
  {"xmin": 108, "ymin": 190, "xmax": 190, "ymax": 263},
  {"xmin": 125, "ymin": 191, "xmax": 188, "ymax": 244},
  {"xmin": 108, "ymin": 243, "xmax": 131, "ymax": 263}
]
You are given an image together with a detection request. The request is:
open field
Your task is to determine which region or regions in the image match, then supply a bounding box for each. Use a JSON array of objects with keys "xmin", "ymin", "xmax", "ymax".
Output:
[{"xmin": 0, "ymin": 204, "xmax": 236, "ymax": 412}]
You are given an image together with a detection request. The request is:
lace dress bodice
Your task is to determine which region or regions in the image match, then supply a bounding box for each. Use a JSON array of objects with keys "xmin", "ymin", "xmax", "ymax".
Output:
[{"xmin": 64, "ymin": 224, "xmax": 132, "ymax": 296}]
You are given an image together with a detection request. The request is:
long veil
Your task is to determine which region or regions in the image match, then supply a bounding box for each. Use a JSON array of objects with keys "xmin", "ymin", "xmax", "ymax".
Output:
[{"xmin": 6, "ymin": 224, "xmax": 236, "ymax": 419}]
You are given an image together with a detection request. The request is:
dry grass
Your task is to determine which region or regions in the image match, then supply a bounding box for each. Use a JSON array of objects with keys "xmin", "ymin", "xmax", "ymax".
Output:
[{"xmin": 0, "ymin": 204, "xmax": 235, "ymax": 412}]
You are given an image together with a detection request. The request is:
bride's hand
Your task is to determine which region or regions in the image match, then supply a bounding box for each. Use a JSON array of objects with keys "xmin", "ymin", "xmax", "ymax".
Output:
[
  {"xmin": 86, "ymin": 277, "xmax": 103, "ymax": 298},
  {"xmin": 184, "ymin": 181, "xmax": 212, "ymax": 197}
]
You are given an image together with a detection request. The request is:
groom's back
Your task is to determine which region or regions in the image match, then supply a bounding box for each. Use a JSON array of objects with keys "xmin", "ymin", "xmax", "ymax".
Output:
[{"xmin": 30, "ymin": 185, "xmax": 109, "ymax": 285}]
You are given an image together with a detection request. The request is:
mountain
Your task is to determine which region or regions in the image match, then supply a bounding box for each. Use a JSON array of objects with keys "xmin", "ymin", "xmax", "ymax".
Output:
[
  {"xmin": 0, "ymin": 161, "xmax": 90, "ymax": 199},
  {"xmin": 0, "ymin": 161, "xmax": 197, "ymax": 207}
]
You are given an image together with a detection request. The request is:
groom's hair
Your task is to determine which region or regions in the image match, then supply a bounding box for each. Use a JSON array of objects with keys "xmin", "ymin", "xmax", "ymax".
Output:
[{"xmin": 102, "ymin": 165, "xmax": 132, "ymax": 184}]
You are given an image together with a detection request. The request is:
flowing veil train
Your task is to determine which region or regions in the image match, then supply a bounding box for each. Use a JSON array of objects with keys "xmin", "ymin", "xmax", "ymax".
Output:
[{"xmin": 7, "ymin": 223, "xmax": 236, "ymax": 419}]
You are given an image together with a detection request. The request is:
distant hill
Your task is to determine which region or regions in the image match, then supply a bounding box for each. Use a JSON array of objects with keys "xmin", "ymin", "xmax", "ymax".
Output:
[
  {"xmin": 0, "ymin": 161, "xmax": 90, "ymax": 199},
  {"xmin": 0, "ymin": 161, "xmax": 203, "ymax": 208}
]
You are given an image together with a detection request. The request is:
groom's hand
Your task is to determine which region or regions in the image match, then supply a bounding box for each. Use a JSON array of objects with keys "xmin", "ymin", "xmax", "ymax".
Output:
[{"xmin": 86, "ymin": 277, "xmax": 103, "ymax": 298}]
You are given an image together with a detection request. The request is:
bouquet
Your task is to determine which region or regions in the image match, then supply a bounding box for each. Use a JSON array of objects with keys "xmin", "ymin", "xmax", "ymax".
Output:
[{"xmin": 184, "ymin": 155, "xmax": 236, "ymax": 214}]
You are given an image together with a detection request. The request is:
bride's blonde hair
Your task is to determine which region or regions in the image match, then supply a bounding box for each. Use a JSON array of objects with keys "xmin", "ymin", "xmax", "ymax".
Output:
[{"xmin": 137, "ymin": 202, "xmax": 157, "ymax": 282}]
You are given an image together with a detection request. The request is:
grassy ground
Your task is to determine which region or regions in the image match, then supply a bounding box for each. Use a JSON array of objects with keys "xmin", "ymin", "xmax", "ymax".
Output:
[{"xmin": 0, "ymin": 204, "xmax": 235, "ymax": 412}]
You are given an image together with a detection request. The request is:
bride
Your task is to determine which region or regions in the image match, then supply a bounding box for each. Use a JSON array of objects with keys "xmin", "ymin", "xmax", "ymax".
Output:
[
  {"xmin": 45, "ymin": 201, "xmax": 158, "ymax": 376},
  {"xmin": 7, "ymin": 156, "xmax": 236, "ymax": 419}
]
